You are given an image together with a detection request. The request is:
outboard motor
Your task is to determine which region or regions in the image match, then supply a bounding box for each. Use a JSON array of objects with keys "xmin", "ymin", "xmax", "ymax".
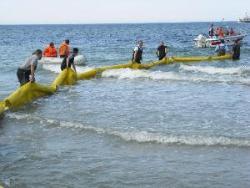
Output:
[{"xmin": 195, "ymin": 34, "xmax": 207, "ymax": 48}]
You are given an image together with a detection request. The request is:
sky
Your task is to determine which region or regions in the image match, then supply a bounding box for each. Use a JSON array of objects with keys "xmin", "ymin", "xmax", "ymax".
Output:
[{"xmin": 0, "ymin": 0, "xmax": 249, "ymax": 24}]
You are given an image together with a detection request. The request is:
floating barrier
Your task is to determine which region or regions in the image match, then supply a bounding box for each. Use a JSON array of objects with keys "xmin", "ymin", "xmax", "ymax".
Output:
[
  {"xmin": 172, "ymin": 54, "xmax": 232, "ymax": 62},
  {"xmin": 0, "ymin": 54, "xmax": 233, "ymax": 116},
  {"xmin": 0, "ymin": 68, "xmax": 74, "ymax": 112},
  {"xmin": 4, "ymin": 82, "xmax": 55, "ymax": 109},
  {"xmin": 0, "ymin": 101, "xmax": 5, "ymax": 116},
  {"xmin": 52, "ymin": 68, "xmax": 77, "ymax": 88},
  {"xmin": 77, "ymin": 63, "xmax": 131, "ymax": 80}
]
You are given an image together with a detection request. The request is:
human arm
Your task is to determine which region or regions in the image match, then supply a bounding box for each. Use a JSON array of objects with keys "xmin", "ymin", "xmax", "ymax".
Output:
[
  {"xmin": 156, "ymin": 49, "xmax": 159, "ymax": 57},
  {"xmin": 43, "ymin": 47, "xmax": 48, "ymax": 56},
  {"xmin": 30, "ymin": 63, "xmax": 35, "ymax": 82},
  {"xmin": 72, "ymin": 63, "xmax": 77, "ymax": 73},
  {"xmin": 165, "ymin": 46, "xmax": 168, "ymax": 54},
  {"xmin": 215, "ymin": 45, "xmax": 219, "ymax": 53},
  {"xmin": 225, "ymin": 45, "xmax": 229, "ymax": 53},
  {"xmin": 66, "ymin": 57, "xmax": 69, "ymax": 68}
]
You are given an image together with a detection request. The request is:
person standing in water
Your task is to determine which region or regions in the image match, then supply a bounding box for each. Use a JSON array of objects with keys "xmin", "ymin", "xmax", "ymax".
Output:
[
  {"xmin": 156, "ymin": 41, "xmax": 168, "ymax": 60},
  {"xmin": 232, "ymin": 39, "xmax": 241, "ymax": 60},
  {"xmin": 61, "ymin": 48, "xmax": 78, "ymax": 73},
  {"xmin": 132, "ymin": 40, "xmax": 143, "ymax": 64},
  {"xmin": 215, "ymin": 39, "xmax": 229, "ymax": 56},
  {"xmin": 17, "ymin": 49, "xmax": 42, "ymax": 86}
]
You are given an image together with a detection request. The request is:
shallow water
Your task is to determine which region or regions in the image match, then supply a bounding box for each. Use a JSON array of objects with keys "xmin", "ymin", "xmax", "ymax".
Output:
[{"xmin": 0, "ymin": 22, "xmax": 250, "ymax": 187}]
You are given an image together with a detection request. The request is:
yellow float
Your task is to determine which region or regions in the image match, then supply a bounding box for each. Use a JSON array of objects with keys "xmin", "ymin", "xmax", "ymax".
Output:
[
  {"xmin": 4, "ymin": 82, "xmax": 55, "ymax": 109},
  {"xmin": 172, "ymin": 54, "xmax": 232, "ymax": 62},
  {"xmin": 52, "ymin": 68, "xmax": 77, "ymax": 88}
]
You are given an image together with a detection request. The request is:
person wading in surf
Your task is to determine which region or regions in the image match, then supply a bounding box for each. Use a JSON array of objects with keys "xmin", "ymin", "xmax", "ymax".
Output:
[
  {"xmin": 16, "ymin": 49, "xmax": 42, "ymax": 86},
  {"xmin": 61, "ymin": 48, "xmax": 78, "ymax": 73},
  {"xmin": 232, "ymin": 39, "xmax": 241, "ymax": 60},
  {"xmin": 132, "ymin": 40, "xmax": 143, "ymax": 64},
  {"xmin": 156, "ymin": 41, "xmax": 168, "ymax": 60},
  {"xmin": 215, "ymin": 39, "xmax": 229, "ymax": 56}
]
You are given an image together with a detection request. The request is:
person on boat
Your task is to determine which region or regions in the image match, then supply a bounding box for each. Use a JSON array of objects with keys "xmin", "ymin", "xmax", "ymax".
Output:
[
  {"xmin": 132, "ymin": 40, "xmax": 143, "ymax": 64},
  {"xmin": 156, "ymin": 41, "xmax": 168, "ymax": 60},
  {"xmin": 215, "ymin": 27, "xmax": 220, "ymax": 37},
  {"xmin": 43, "ymin": 42, "xmax": 57, "ymax": 57},
  {"xmin": 215, "ymin": 39, "xmax": 229, "ymax": 56},
  {"xmin": 17, "ymin": 49, "xmax": 42, "ymax": 86},
  {"xmin": 59, "ymin": 39, "xmax": 70, "ymax": 58},
  {"xmin": 209, "ymin": 24, "xmax": 214, "ymax": 37},
  {"xmin": 232, "ymin": 39, "xmax": 241, "ymax": 60},
  {"xmin": 229, "ymin": 28, "xmax": 236, "ymax": 36},
  {"xmin": 61, "ymin": 47, "xmax": 78, "ymax": 72},
  {"xmin": 218, "ymin": 27, "xmax": 224, "ymax": 38}
]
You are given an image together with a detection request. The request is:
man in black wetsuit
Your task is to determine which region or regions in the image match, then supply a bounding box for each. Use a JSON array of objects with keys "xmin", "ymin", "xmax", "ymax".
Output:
[
  {"xmin": 132, "ymin": 40, "xmax": 143, "ymax": 64},
  {"xmin": 156, "ymin": 42, "xmax": 168, "ymax": 60},
  {"xmin": 232, "ymin": 40, "xmax": 241, "ymax": 60},
  {"xmin": 61, "ymin": 48, "xmax": 78, "ymax": 72}
]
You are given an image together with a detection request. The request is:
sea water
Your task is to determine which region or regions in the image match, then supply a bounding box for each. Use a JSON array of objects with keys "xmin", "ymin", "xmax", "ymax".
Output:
[{"xmin": 0, "ymin": 22, "xmax": 250, "ymax": 188}]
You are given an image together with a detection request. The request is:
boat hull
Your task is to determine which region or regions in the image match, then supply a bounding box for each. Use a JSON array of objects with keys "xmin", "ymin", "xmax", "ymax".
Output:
[
  {"xmin": 194, "ymin": 34, "xmax": 247, "ymax": 48},
  {"xmin": 39, "ymin": 55, "xmax": 87, "ymax": 65}
]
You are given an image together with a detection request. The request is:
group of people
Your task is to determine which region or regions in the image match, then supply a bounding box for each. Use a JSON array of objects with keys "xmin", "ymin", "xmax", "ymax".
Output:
[
  {"xmin": 16, "ymin": 36, "xmax": 240, "ymax": 86},
  {"xmin": 43, "ymin": 39, "xmax": 70, "ymax": 58},
  {"xmin": 132, "ymin": 41, "xmax": 168, "ymax": 64},
  {"xmin": 214, "ymin": 39, "xmax": 241, "ymax": 60},
  {"xmin": 209, "ymin": 24, "xmax": 236, "ymax": 38},
  {"xmin": 208, "ymin": 24, "xmax": 241, "ymax": 59},
  {"xmin": 17, "ymin": 39, "xmax": 79, "ymax": 85}
]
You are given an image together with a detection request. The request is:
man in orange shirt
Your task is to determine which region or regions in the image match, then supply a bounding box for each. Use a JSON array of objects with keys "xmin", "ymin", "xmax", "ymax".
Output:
[
  {"xmin": 43, "ymin": 42, "xmax": 57, "ymax": 57},
  {"xmin": 59, "ymin": 39, "xmax": 70, "ymax": 58}
]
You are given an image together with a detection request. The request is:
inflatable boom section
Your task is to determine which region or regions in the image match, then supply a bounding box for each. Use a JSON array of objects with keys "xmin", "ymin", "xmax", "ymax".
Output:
[
  {"xmin": 77, "ymin": 59, "xmax": 171, "ymax": 81},
  {"xmin": 0, "ymin": 101, "xmax": 5, "ymax": 116},
  {"xmin": 172, "ymin": 54, "xmax": 232, "ymax": 62},
  {"xmin": 77, "ymin": 63, "xmax": 131, "ymax": 80},
  {"xmin": 51, "ymin": 68, "xmax": 77, "ymax": 88},
  {"xmin": 4, "ymin": 82, "xmax": 55, "ymax": 109}
]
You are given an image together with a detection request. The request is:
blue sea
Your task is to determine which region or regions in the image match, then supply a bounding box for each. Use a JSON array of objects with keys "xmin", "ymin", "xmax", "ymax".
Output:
[{"xmin": 0, "ymin": 22, "xmax": 250, "ymax": 188}]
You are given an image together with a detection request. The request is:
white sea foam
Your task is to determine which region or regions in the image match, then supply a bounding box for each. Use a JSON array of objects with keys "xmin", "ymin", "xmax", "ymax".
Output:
[
  {"xmin": 7, "ymin": 113, "xmax": 250, "ymax": 147},
  {"xmin": 42, "ymin": 64, "xmax": 94, "ymax": 74},
  {"xmin": 112, "ymin": 131, "xmax": 250, "ymax": 147},
  {"xmin": 101, "ymin": 68, "xmax": 250, "ymax": 84},
  {"xmin": 102, "ymin": 68, "xmax": 186, "ymax": 81},
  {"xmin": 180, "ymin": 64, "xmax": 250, "ymax": 75}
]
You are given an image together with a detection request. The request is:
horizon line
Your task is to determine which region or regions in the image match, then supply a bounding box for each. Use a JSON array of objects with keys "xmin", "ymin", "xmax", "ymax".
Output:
[{"xmin": 0, "ymin": 20, "xmax": 238, "ymax": 26}]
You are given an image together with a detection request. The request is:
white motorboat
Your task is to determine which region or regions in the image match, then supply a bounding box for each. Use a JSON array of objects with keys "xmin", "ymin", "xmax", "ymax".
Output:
[
  {"xmin": 239, "ymin": 13, "xmax": 250, "ymax": 23},
  {"xmin": 39, "ymin": 55, "xmax": 87, "ymax": 65},
  {"xmin": 194, "ymin": 31, "xmax": 247, "ymax": 48}
]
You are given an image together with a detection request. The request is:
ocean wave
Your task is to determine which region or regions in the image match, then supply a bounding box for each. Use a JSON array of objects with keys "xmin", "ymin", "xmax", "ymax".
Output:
[
  {"xmin": 112, "ymin": 131, "xmax": 250, "ymax": 147},
  {"xmin": 7, "ymin": 113, "xmax": 250, "ymax": 147},
  {"xmin": 101, "ymin": 68, "xmax": 250, "ymax": 85},
  {"xmin": 180, "ymin": 64, "xmax": 250, "ymax": 75}
]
